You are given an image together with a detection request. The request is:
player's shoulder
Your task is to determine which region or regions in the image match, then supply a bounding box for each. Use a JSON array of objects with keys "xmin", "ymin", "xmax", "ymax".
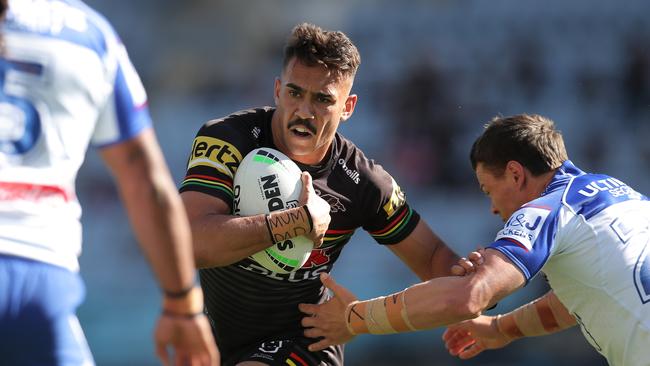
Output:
[
  {"xmin": 334, "ymin": 133, "xmax": 390, "ymax": 184},
  {"xmin": 190, "ymin": 107, "xmax": 272, "ymax": 167},
  {"xmin": 6, "ymin": 0, "xmax": 120, "ymax": 57},
  {"xmin": 199, "ymin": 107, "xmax": 272, "ymax": 136},
  {"xmin": 563, "ymin": 172, "xmax": 647, "ymax": 219}
]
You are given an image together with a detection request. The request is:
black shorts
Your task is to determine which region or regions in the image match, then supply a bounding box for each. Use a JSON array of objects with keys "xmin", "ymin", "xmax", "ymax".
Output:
[{"xmin": 225, "ymin": 336, "xmax": 343, "ymax": 366}]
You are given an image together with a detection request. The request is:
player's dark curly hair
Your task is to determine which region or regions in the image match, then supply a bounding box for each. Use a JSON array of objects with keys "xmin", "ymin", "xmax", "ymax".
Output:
[
  {"xmin": 470, "ymin": 114, "xmax": 568, "ymax": 176},
  {"xmin": 283, "ymin": 23, "xmax": 360, "ymax": 78}
]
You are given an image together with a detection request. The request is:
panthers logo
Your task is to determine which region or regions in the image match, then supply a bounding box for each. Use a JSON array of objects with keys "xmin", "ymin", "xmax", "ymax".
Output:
[{"xmin": 315, "ymin": 190, "xmax": 346, "ymax": 213}]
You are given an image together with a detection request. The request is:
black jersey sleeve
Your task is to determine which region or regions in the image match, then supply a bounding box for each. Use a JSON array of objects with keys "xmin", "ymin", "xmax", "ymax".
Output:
[
  {"xmin": 359, "ymin": 161, "xmax": 421, "ymax": 245},
  {"xmin": 179, "ymin": 118, "xmax": 257, "ymax": 212}
]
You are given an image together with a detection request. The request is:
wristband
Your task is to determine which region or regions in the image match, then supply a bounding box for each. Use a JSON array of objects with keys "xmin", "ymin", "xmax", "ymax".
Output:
[
  {"xmin": 265, "ymin": 214, "xmax": 277, "ymax": 244},
  {"xmin": 162, "ymin": 309, "xmax": 204, "ymax": 319},
  {"xmin": 162, "ymin": 286, "xmax": 204, "ymax": 316},
  {"xmin": 302, "ymin": 205, "xmax": 314, "ymax": 232},
  {"xmin": 162, "ymin": 282, "xmax": 196, "ymax": 299}
]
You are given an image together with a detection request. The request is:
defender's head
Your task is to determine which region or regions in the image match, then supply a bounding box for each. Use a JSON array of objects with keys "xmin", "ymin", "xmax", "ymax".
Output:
[{"xmin": 470, "ymin": 114, "xmax": 568, "ymax": 220}]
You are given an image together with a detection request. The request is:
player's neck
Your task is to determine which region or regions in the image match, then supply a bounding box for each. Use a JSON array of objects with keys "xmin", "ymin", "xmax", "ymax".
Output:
[{"xmin": 529, "ymin": 170, "xmax": 557, "ymax": 199}]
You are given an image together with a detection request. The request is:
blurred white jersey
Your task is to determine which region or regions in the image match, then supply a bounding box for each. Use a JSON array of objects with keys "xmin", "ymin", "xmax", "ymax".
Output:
[
  {"xmin": 0, "ymin": 0, "xmax": 151, "ymax": 271},
  {"xmin": 490, "ymin": 160, "xmax": 650, "ymax": 366}
]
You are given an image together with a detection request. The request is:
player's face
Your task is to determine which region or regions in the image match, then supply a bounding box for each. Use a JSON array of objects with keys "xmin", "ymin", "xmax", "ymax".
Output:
[
  {"xmin": 475, "ymin": 163, "xmax": 528, "ymax": 221},
  {"xmin": 272, "ymin": 58, "xmax": 357, "ymax": 165}
]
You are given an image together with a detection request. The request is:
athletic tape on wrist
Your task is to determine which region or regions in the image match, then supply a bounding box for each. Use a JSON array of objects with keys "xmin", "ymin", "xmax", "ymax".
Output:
[
  {"xmin": 496, "ymin": 314, "xmax": 525, "ymax": 340},
  {"xmin": 345, "ymin": 301, "xmax": 368, "ymax": 335},
  {"xmin": 497, "ymin": 294, "xmax": 570, "ymax": 339},
  {"xmin": 345, "ymin": 290, "xmax": 417, "ymax": 335}
]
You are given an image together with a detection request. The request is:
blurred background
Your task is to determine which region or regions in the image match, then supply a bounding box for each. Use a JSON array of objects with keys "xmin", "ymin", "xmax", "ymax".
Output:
[{"xmin": 76, "ymin": 0, "xmax": 650, "ymax": 365}]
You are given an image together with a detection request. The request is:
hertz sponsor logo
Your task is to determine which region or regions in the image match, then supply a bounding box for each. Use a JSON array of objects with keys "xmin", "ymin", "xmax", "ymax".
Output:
[
  {"xmin": 337, "ymin": 159, "xmax": 360, "ymax": 185},
  {"xmin": 383, "ymin": 177, "xmax": 406, "ymax": 218},
  {"xmin": 188, "ymin": 136, "xmax": 242, "ymax": 178}
]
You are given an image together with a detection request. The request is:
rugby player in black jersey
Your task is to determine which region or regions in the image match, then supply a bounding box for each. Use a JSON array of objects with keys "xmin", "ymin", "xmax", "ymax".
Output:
[{"xmin": 180, "ymin": 23, "xmax": 475, "ymax": 366}]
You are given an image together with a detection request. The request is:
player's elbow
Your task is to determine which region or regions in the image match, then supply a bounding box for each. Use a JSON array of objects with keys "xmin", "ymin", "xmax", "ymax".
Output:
[
  {"xmin": 193, "ymin": 242, "xmax": 227, "ymax": 268},
  {"xmin": 192, "ymin": 238, "xmax": 239, "ymax": 268},
  {"xmin": 193, "ymin": 248, "xmax": 212, "ymax": 269}
]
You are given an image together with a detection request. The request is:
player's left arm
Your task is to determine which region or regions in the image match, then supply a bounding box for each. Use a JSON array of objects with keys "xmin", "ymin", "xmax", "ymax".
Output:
[{"xmin": 388, "ymin": 220, "xmax": 467, "ymax": 280}]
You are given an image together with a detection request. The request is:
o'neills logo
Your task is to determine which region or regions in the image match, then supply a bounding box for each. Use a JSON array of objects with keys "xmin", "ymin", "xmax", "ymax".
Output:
[{"xmin": 337, "ymin": 159, "xmax": 360, "ymax": 184}]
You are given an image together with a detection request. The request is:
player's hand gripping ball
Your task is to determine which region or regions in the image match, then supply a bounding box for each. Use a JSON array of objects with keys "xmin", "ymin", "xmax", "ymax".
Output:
[{"xmin": 233, "ymin": 148, "xmax": 314, "ymax": 273}]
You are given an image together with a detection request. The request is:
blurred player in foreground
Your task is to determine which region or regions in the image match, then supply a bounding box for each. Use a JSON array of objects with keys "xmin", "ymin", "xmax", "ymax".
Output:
[
  {"xmin": 179, "ymin": 22, "xmax": 476, "ymax": 365},
  {"xmin": 0, "ymin": 0, "xmax": 218, "ymax": 364},
  {"xmin": 300, "ymin": 114, "xmax": 650, "ymax": 366}
]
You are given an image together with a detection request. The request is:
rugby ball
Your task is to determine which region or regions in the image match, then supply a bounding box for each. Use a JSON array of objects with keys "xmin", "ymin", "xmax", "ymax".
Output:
[{"xmin": 233, "ymin": 148, "xmax": 314, "ymax": 273}]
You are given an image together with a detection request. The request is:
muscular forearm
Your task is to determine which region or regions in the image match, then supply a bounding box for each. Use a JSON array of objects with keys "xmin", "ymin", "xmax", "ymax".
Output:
[
  {"xmin": 496, "ymin": 290, "xmax": 576, "ymax": 340},
  {"xmin": 190, "ymin": 205, "xmax": 312, "ymax": 268},
  {"xmin": 346, "ymin": 249, "xmax": 524, "ymax": 335},
  {"xmin": 120, "ymin": 173, "xmax": 197, "ymax": 292},
  {"xmin": 190, "ymin": 212, "xmax": 272, "ymax": 268},
  {"xmin": 102, "ymin": 130, "xmax": 197, "ymax": 295},
  {"xmin": 346, "ymin": 276, "xmax": 489, "ymax": 335}
]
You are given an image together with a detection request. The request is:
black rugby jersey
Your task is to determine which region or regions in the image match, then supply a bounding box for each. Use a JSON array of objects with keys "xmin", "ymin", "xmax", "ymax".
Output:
[{"xmin": 180, "ymin": 107, "xmax": 420, "ymax": 360}]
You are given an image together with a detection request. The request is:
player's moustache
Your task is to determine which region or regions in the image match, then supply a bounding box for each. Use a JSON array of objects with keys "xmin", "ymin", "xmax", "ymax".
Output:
[{"xmin": 288, "ymin": 119, "xmax": 317, "ymax": 135}]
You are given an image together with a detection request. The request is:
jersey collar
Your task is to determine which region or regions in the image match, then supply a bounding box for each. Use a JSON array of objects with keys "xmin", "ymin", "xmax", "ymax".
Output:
[{"xmin": 541, "ymin": 160, "xmax": 585, "ymax": 196}]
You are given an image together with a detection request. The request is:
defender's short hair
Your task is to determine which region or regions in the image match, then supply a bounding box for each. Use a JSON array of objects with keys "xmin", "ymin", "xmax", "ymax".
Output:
[{"xmin": 470, "ymin": 114, "xmax": 568, "ymax": 176}]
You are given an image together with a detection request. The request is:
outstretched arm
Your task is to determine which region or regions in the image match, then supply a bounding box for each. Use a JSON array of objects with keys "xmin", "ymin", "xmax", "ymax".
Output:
[
  {"xmin": 100, "ymin": 128, "xmax": 219, "ymax": 366},
  {"xmin": 300, "ymin": 249, "xmax": 525, "ymax": 351},
  {"xmin": 443, "ymin": 290, "xmax": 576, "ymax": 359}
]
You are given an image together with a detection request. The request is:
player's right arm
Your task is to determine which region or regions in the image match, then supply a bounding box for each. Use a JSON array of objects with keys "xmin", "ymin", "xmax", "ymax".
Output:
[
  {"xmin": 184, "ymin": 172, "xmax": 330, "ymax": 268},
  {"xmin": 443, "ymin": 290, "xmax": 576, "ymax": 359},
  {"xmin": 180, "ymin": 121, "xmax": 329, "ymax": 268}
]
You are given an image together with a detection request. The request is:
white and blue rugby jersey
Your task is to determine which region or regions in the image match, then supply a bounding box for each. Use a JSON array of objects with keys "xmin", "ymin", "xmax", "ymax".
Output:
[
  {"xmin": 490, "ymin": 160, "xmax": 650, "ymax": 366},
  {"xmin": 0, "ymin": 0, "xmax": 151, "ymax": 271}
]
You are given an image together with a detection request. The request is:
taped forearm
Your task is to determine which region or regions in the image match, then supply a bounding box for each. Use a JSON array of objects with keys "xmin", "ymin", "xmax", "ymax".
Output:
[
  {"xmin": 345, "ymin": 289, "xmax": 417, "ymax": 335},
  {"xmin": 496, "ymin": 291, "xmax": 576, "ymax": 340}
]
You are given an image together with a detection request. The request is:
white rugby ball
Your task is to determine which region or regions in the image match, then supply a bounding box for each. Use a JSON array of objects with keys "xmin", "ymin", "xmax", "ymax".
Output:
[{"xmin": 233, "ymin": 148, "xmax": 314, "ymax": 273}]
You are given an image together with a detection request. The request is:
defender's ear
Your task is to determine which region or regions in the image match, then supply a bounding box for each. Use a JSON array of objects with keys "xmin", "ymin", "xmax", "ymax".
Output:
[{"xmin": 506, "ymin": 160, "xmax": 526, "ymax": 188}]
